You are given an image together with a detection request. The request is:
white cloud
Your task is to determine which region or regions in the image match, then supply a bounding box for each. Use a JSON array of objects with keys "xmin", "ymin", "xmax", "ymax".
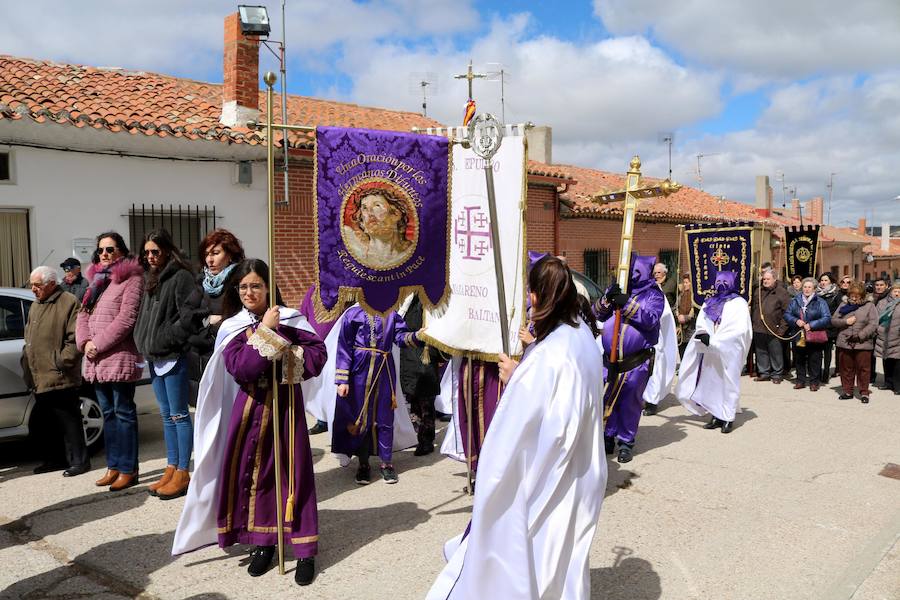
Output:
[
  {"xmin": 594, "ymin": 0, "xmax": 900, "ymax": 80},
  {"xmin": 338, "ymin": 14, "xmax": 723, "ymax": 145}
]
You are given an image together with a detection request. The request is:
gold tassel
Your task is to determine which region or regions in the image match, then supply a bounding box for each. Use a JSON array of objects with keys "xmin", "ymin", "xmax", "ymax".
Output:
[
  {"xmin": 284, "ymin": 496, "xmax": 294, "ymax": 522},
  {"xmin": 391, "ymin": 393, "xmax": 397, "ymax": 410},
  {"xmin": 420, "ymin": 344, "xmax": 431, "ymax": 365}
]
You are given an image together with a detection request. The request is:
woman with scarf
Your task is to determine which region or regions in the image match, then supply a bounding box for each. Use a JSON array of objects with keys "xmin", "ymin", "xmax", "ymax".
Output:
[
  {"xmin": 676, "ymin": 270, "xmax": 752, "ymax": 434},
  {"xmin": 816, "ymin": 273, "xmax": 842, "ymax": 383},
  {"xmin": 785, "ymin": 277, "xmax": 832, "ymax": 391},
  {"xmin": 75, "ymin": 231, "xmax": 144, "ymax": 491},
  {"xmin": 184, "ymin": 230, "xmax": 246, "ymax": 402},
  {"xmin": 831, "ymin": 281, "xmax": 879, "ymax": 403},
  {"xmin": 172, "ymin": 259, "xmax": 327, "ymax": 585},
  {"xmin": 875, "ymin": 282, "xmax": 900, "ymax": 394}
]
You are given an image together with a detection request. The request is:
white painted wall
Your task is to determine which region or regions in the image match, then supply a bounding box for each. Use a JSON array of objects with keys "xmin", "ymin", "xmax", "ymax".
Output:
[{"xmin": 0, "ymin": 145, "xmax": 269, "ymax": 272}]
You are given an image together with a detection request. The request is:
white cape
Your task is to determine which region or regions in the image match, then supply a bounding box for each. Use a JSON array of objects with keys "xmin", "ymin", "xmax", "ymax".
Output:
[
  {"xmin": 172, "ymin": 308, "xmax": 313, "ymax": 555},
  {"xmin": 676, "ymin": 297, "xmax": 752, "ymax": 422},
  {"xmin": 300, "ymin": 306, "xmax": 417, "ymax": 462},
  {"xmin": 438, "ymin": 356, "xmax": 465, "ymax": 462},
  {"xmin": 426, "ymin": 320, "xmax": 607, "ymax": 600},
  {"xmin": 643, "ymin": 300, "xmax": 679, "ymax": 406}
]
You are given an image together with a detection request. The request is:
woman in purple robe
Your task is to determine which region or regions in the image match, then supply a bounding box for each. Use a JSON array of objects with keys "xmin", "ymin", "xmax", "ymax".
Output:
[
  {"xmin": 333, "ymin": 305, "xmax": 423, "ymax": 484},
  {"xmin": 594, "ymin": 253, "xmax": 665, "ymax": 463},
  {"xmin": 215, "ymin": 260, "xmax": 326, "ymax": 585}
]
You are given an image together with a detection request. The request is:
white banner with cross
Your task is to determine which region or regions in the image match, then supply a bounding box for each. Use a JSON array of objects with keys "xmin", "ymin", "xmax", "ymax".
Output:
[{"xmin": 421, "ymin": 134, "xmax": 527, "ymax": 359}]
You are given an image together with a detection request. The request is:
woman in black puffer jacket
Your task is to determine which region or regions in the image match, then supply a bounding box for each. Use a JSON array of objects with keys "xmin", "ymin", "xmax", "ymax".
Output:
[
  {"xmin": 816, "ymin": 273, "xmax": 842, "ymax": 383},
  {"xmin": 134, "ymin": 229, "xmax": 201, "ymax": 500}
]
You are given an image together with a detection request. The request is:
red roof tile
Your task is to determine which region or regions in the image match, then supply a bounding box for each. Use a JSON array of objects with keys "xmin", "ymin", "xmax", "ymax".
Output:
[
  {"xmin": 0, "ymin": 55, "xmax": 441, "ymax": 147},
  {"xmin": 538, "ymin": 162, "xmax": 767, "ymax": 224}
]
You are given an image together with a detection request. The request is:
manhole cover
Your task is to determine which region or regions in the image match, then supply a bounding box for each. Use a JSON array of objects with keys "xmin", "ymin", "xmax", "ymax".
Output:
[{"xmin": 878, "ymin": 463, "xmax": 900, "ymax": 480}]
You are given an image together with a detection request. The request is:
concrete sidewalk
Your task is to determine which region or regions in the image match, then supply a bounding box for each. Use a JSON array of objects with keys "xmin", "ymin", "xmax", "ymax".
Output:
[{"xmin": 0, "ymin": 376, "xmax": 898, "ymax": 599}]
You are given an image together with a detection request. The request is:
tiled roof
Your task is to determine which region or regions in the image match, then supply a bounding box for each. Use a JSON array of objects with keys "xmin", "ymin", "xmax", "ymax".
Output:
[
  {"xmin": 0, "ymin": 55, "xmax": 441, "ymax": 147},
  {"xmin": 547, "ymin": 163, "xmax": 766, "ymax": 224}
]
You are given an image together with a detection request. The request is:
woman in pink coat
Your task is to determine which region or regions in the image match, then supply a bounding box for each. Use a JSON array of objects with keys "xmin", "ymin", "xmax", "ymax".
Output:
[{"xmin": 76, "ymin": 232, "xmax": 144, "ymax": 491}]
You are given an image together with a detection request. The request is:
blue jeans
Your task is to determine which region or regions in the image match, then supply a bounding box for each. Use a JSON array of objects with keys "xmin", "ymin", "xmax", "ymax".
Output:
[
  {"xmin": 95, "ymin": 382, "xmax": 138, "ymax": 474},
  {"xmin": 150, "ymin": 357, "xmax": 193, "ymax": 470}
]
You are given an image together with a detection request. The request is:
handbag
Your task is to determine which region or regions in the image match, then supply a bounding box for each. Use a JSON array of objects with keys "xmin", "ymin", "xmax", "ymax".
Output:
[{"xmin": 805, "ymin": 329, "xmax": 828, "ymax": 344}]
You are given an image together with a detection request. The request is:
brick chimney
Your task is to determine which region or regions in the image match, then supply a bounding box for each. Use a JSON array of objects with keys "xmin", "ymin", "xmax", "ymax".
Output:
[
  {"xmin": 525, "ymin": 126, "xmax": 552, "ymax": 164},
  {"xmin": 882, "ymin": 222, "xmax": 890, "ymax": 251},
  {"xmin": 807, "ymin": 196, "xmax": 824, "ymax": 225},
  {"xmin": 220, "ymin": 12, "xmax": 260, "ymax": 128},
  {"xmin": 790, "ymin": 198, "xmax": 800, "ymax": 221},
  {"xmin": 754, "ymin": 175, "xmax": 771, "ymax": 217},
  {"xmin": 857, "ymin": 218, "xmax": 866, "ymax": 235}
]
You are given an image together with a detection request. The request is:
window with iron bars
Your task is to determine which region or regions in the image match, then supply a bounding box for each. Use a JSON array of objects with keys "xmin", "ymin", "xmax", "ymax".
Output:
[
  {"xmin": 128, "ymin": 204, "xmax": 219, "ymax": 264},
  {"xmin": 658, "ymin": 249, "xmax": 679, "ymax": 278},
  {"xmin": 583, "ymin": 248, "xmax": 612, "ymax": 288}
]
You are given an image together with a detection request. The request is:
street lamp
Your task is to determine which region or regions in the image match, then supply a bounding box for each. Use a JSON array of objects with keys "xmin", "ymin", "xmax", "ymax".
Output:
[
  {"xmin": 238, "ymin": 5, "xmax": 271, "ymax": 36},
  {"xmin": 237, "ymin": 4, "xmax": 290, "ymax": 206}
]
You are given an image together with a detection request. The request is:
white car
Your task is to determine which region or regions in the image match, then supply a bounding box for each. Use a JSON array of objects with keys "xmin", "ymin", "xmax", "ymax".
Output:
[{"xmin": 0, "ymin": 286, "xmax": 152, "ymax": 454}]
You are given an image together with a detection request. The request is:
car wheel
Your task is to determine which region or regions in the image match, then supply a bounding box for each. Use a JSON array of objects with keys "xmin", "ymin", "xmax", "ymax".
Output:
[{"xmin": 80, "ymin": 395, "xmax": 105, "ymax": 454}]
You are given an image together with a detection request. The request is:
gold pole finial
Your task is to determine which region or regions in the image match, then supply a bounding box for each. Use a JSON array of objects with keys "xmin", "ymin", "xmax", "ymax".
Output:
[
  {"xmin": 629, "ymin": 155, "xmax": 641, "ymax": 173},
  {"xmin": 264, "ymin": 71, "xmax": 277, "ymax": 87}
]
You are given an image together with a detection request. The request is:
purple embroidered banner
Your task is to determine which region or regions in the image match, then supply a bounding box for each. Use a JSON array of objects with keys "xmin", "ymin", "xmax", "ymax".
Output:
[{"xmin": 314, "ymin": 126, "xmax": 451, "ymax": 318}]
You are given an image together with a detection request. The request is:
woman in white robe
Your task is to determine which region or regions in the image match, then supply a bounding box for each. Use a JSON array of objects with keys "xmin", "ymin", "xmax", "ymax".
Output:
[
  {"xmin": 427, "ymin": 257, "xmax": 607, "ymax": 600},
  {"xmin": 676, "ymin": 270, "xmax": 752, "ymax": 432}
]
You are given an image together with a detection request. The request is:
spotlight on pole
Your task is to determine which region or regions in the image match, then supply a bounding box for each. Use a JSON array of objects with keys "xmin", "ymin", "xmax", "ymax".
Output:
[{"xmin": 238, "ymin": 5, "xmax": 271, "ymax": 36}]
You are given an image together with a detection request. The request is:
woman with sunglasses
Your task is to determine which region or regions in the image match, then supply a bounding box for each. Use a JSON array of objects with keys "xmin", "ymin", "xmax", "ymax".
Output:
[
  {"xmin": 173, "ymin": 259, "xmax": 326, "ymax": 586},
  {"xmin": 134, "ymin": 229, "xmax": 201, "ymax": 500},
  {"xmin": 76, "ymin": 232, "xmax": 145, "ymax": 491}
]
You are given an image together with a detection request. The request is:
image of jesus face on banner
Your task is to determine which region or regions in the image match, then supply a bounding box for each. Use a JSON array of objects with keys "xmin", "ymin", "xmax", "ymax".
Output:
[{"xmin": 341, "ymin": 180, "xmax": 418, "ymax": 270}]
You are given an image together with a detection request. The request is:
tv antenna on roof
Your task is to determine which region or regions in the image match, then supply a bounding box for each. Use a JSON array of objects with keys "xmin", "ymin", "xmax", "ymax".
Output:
[
  {"xmin": 696, "ymin": 152, "xmax": 720, "ymax": 191},
  {"xmin": 485, "ymin": 63, "xmax": 510, "ymax": 124},
  {"xmin": 408, "ymin": 72, "xmax": 439, "ymax": 117},
  {"xmin": 658, "ymin": 132, "xmax": 675, "ymax": 180}
]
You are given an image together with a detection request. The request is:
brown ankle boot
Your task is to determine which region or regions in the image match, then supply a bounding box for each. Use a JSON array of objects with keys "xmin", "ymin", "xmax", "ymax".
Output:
[
  {"xmin": 95, "ymin": 469, "xmax": 120, "ymax": 486},
  {"xmin": 157, "ymin": 469, "xmax": 190, "ymax": 500},
  {"xmin": 109, "ymin": 471, "xmax": 139, "ymax": 491},
  {"xmin": 148, "ymin": 465, "xmax": 176, "ymax": 497}
]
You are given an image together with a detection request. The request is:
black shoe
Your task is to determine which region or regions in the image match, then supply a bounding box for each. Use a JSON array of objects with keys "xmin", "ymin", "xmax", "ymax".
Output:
[
  {"xmin": 63, "ymin": 464, "xmax": 91, "ymax": 477},
  {"xmin": 604, "ymin": 436, "xmax": 615, "ymax": 455},
  {"xmin": 381, "ymin": 464, "xmax": 399, "ymax": 484},
  {"xmin": 247, "ymin": 545, "xmax": 275, "ymax": 577},
  {"xmin": 295, "ymin": 557, "xmax": 315, "ymax": 586},
  {"xmin": 355, "ymin": 463, "xmax": 371, "ymax": 485},
  {"xmin": 772, "ymin": 378, "xmax": 783, "ymax": 385},
  {"xmin": 617, "ymin": 446, "xmax": 633, "ymax": 463},
  {"xmin": 753, "ymin": 375, "xmax": 771, "ymax": 382},
  {"xmin": 721, "ymin": 421, "xmax": 734, "ymax": 434},
  {"xmin": 33, "ymin": 463, "xmax": 66, "ymax": 474},
  {"xmin": 703, "ymin": 417, "xmax": 722, "ymax": 430},
  {"xmin": 413, "ymin": 441, "xmax": 434, "ymax": 456},
  {"xmin": 308, "ymin": 422, "xmax": 328, "ymax": 435},
  {"xmin": 642, "ymin": 403, "xmax": 658, "ymax": 416},
  {"xmin": 861, "ymin": 396, "xmax": 869, "ymax": 404},
  {"xmin": 838, "ymin": 393, "xmax": 853, "ymax": 400},
  {"xmin": 436, "ymin": 411, "xmax": 452, "ymax": 422}
]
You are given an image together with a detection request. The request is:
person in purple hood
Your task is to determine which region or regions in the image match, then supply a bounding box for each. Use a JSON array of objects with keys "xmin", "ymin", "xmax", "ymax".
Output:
[
  {"xmin": 594, "ymin": 254, "xmax": 665, "ymax": 463},
  {"xmin": 676, "ymin": 270, "xmax": 752, "ymax": 433}
]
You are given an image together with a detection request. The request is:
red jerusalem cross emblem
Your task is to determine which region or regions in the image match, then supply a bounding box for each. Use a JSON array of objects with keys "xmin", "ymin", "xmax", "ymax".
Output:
[
  {"xmin": 710, "ymin": 247, "xmax": 731, "ymax": 268},
  {"xmin": 454, "ymin": 205, "xmax": 492, "ymax": 261}
]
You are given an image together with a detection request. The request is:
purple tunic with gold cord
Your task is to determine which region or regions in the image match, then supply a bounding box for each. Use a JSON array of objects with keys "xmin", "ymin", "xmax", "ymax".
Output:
[
  {"xmin": 456, "ymin": 358, "xmax": 502, "ymax": 473},
  {"xmin": 216, "ymin": 322, "xmax": 326, "ymax": 557},
  {"xmin": 332, "ymin": 306, "xmax": 422, "ymax": 463},
  {"xmin": 595, "ymin": 255, "xmax": 664, "ymax": 445}
]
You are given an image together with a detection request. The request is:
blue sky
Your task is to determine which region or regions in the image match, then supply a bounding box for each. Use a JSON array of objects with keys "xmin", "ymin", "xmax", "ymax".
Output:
[{"xmin": 2, "ymin": 0, "xmax": 899, "ymax": 226}]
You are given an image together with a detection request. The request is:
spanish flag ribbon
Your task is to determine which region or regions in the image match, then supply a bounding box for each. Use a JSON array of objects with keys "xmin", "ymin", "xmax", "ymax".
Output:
[{"xmin": 462, "ymin": 99, "xmax": 476, "ymax": 126}]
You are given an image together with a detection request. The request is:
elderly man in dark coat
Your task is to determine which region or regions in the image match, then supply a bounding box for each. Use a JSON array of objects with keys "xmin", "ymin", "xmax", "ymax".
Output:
[{"xmin": 21, "ymin": 266, "xmax": 89, "ymax": 476}]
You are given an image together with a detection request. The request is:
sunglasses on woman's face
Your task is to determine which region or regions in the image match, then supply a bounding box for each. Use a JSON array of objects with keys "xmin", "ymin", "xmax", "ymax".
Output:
[
  {"xmin": 144, "ymin": 249, "xmax": 161, "ymax": 257},
  {"xmin": 98, "ymin": 246, "xmax": 117, "ymax": 255}
]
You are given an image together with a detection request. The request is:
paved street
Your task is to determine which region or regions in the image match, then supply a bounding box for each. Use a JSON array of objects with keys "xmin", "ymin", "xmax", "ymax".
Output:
[{"xmin": 1, "ymin": 377, "xmax": 898, "ymax": 600}]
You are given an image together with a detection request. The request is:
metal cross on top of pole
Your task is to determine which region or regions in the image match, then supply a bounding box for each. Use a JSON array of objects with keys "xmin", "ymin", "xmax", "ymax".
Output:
[{"xmin": 454, "ymin": 60, "xmax": 487, "ymax": 101}]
